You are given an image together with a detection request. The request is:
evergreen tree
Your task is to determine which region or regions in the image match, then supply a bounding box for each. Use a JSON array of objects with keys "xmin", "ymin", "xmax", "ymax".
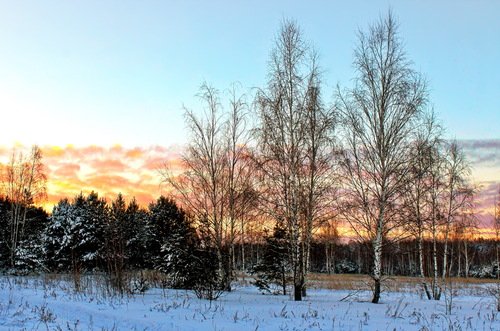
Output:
[
  {"xmin": 147, "ymin": 196, "xmax": 189, "ymax": 267},
  {"xmin": 124, "ymin": 198, "xmax": 150, "ymax": 269},
  {"xmin": 252, "ymin": 222, "xmax": 292, "ymax": 295},
  {"xmin": 43, "ymin": 192, "xmax": 108, "ymax": 273},
  {"xmin": 12, "ymin": 205, "xmax": 48, "ymax": 273},
  {"xmin": 0, "ymin": 196, "xmax": 12, "ymax": 268},
  {"xmin": 79, "ymin": 191, "xmax": 108, "ymax": 269},
  {"xmin": 105, "ymin": 193, "xmax": 127, "ymax": 293},
  {"xmin": 43, "ymin": 199, "xmax": 73, "ymax": 271},
  {"xmin": 158, "ymin": 210, "xmax": 199, "ymax": 288}
]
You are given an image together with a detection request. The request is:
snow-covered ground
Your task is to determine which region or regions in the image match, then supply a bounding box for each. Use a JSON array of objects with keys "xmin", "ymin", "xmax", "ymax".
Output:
[{"xmin": 0, "ymin": 275, "xmax": 499, "ymax": 330}]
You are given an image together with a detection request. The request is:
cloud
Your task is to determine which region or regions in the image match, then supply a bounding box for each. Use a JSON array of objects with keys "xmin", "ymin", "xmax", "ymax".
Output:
[
  {"xmin": 0, "ymin": 141, "xmax": 498, "ymax": 237},
  {"xmin": 0, "ymin": 144, "xmax": 183, "ymax": 210},
  {"xmin": 90, "ymin": 159, "xmax": 126, "ymax": 173},
  {"xmin": 125, "ymin": 147, "xmax": 144, "ymax": 159},
  {"xmin": 53, "ymin": 163, "xmax": 81, "ymax": 178},
  {"xmin": 458, "ymin": 139, "xmax": 500, "ymax": 166}
]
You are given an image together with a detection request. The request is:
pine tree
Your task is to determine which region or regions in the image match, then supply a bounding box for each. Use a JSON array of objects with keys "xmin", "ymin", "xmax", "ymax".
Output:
[{"xmin": 79, "ymin": 192, "xmax": 108, "ymax": 269}]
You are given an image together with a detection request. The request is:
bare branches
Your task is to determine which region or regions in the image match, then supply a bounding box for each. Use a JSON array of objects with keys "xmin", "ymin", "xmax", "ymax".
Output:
[
  {"xmin": 337, "ymin": 12, "xmax": 427, "ymax": 303},
  {"xmin": 254, "ymin": 19, "xmax": 338, "ymax": 301},
  {"xmin": 2, "ymin": 145, "xmax": 47, "ymax": 267},
  {"xmin": 162, "ymin": 82, "xmax": 254, "ymax": 291}
]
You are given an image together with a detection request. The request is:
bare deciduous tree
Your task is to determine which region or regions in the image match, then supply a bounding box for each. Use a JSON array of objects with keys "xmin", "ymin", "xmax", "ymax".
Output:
[
  {"xmin": 337, "ymin": 12, "xmax": 427, "ymax": 303},
  {"xmin": 494, "ymin": 187, "xmax": 500, "ymax": 310},
  {"xmin": 254, "ymin": 19, "xmax": 336, "ymax": 301},
  {"xmin": 163, "ymin": 83, "xmax": 252, "ymax": 292},
  {"xmin": 440, "ymin": 141, "xmax": 472, "ymax": 280},
  {"xmin": 453, "ymin": 193, "xmax": 477, "ymax": 278},
  {"xmin": 2, "ymin": 145, "xmax": 47, "ymax": 268},
  {"xmin": 403, "ymin": 112, "xmax": 443, "ymax": 299}
]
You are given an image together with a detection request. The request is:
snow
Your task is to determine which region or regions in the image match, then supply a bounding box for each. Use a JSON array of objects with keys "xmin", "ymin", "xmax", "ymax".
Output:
[{"xmin": 0, "ymin": 275, "xmax": 499, "ymax": 330}]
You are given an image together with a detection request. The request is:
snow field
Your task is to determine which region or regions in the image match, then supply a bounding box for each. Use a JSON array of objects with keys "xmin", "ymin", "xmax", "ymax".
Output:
[{"xmin": 0, "ymin": 275, "xmax": 499, "ymax": 331}]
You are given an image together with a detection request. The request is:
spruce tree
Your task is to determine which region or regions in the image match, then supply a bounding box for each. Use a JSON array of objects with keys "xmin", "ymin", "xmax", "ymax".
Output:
[
  {"xmin": 43, "ymin": 199, "xmax": 73, "ymax": 271},
  {"xmin": 252, "ymin": 222, "xmax": 292, "ymax": 295}
]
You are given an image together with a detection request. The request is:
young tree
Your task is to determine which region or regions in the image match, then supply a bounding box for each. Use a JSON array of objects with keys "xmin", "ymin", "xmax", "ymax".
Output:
[
  {"xmin": 403, "ymin": 113, "xmax": 443, "ymax": 299},
  {"xmin": 105, "ymin": 193, "xmax": 127, "ymax": 294},
  {"xmin": 2, "ymin": 145, "xmax": 47, "ymax": 268},
  {"xmin": 254, "ymin": 19, "xmax": 332, "ymax": 301},
  {"xmin": 426, "ymin": 141, "xmax": 447, "ymax": 300},
  {"xmin": 494, "ymin": 187, "xmax": 500, "ymax": 310},
  {"xmin": 440, "ymin": 141, "xmax": 472, "ymax": 281},
  {"xmin": 252, "ymin": 222, "xmax": 292, "ymax": 295},
  {"xmin": 222, "ymin": 84, "xmax": 254, "ymax": 282},
  {"xmin": 337, "ymin": 12, "xmax": 427, "ymax": 303},
  {"xmin": 163, "ymin": 83, "xmax": 251, "ymax": 292},
  {"xmin": 301, "ymin": 71, "xmax": 338, "ymax": 295}
]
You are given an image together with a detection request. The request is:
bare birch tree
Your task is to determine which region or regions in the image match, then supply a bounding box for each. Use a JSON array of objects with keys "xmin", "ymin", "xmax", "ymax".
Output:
[
  {"xmin": 440, "ymin": 140, "xmax": 472, "ymax": 281},
  {"xmin": 254, "ymin": 20, "xmax": 335, "ymax": 301},
  {"xmin": 2, "ymin": 145, "xmax": 47, "ymax": 267},
  {"xmin": 453, "ymin": 194, "xmax": 477, "ymax": 278},
  {"xmin": 426, "ymin": 141, "xmax": 446, "ymax": 299},
  {"xmin": 403, "ymin": 112, "xmax": 443, "ymax": 299},
  {"xmin": 494, "ymin": 187, "xmax": 500, "ymax": 310},
  {"xmin": 224, "ymin": 84, "xmax": 255, "ymax": 280},
  {"xmin": 163, "ymin": 83, "xmax": 252, "ymax": 291},
  {"xmin": 337, "ymin": 12, "xmax": 427, "ymax": 303}
]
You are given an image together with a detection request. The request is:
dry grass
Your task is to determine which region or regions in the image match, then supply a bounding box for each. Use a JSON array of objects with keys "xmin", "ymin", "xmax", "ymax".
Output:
[
  {"xmin": 307, "ymin": 273, "xmax": 373, "ymax": 291},
  {"xmin": 305, "ymin": 273, "xmax": 500, "ymax": 293}
]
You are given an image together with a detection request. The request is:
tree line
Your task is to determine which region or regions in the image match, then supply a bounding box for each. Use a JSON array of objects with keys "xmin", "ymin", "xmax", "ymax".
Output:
[{"xmin": 0, "ymin": 12, "xmax": 499, "ymax": 305}]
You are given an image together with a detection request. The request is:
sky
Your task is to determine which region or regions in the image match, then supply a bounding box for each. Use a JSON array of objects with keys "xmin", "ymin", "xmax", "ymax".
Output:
[{"xmin": 0, "ymin": 1, "xmax": 498, "ymax": 227}]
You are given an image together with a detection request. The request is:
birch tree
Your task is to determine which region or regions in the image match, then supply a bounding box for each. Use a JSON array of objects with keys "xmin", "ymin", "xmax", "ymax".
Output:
[
  {"xmin": 427, "ymin": 141, "xmax": 446, "ymax": 299},
  {"xmin": 254, "ymin": 19, "xmax": 335, "ymax": 301},
  {"xmin": 163, "ymin": 83, "xmax": 251, "ymax": 292},
  {"xmin": 402, "ymin": 112, "xmax": 443, "ymax": 299},
  {"xmin": 494, "ymin": 187, "xmax": 500, "ymax": 310},
  {"xmin": 440, "ymin": 141, "xmax": 472, "ymax": 280},
  {"xmin": 337, "ymin": 12, "xmax": 427, "ymax": 303},
  {"xmin": 3, "ymin": 145, "xmax": 47, "ymax": 268}
]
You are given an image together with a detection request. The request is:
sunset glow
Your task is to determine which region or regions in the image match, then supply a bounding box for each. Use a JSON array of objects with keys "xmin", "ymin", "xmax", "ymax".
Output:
[
  {"xmin": 0, "ymin": 141, "xmax": 497, "ymax": 238},
  {"xmin": 0, "ymin": 1, "xmax": 498, "ymax": 230},
  {"xmin": 0, "ymin": 144, "xmax": 183, "ymax": 211}
]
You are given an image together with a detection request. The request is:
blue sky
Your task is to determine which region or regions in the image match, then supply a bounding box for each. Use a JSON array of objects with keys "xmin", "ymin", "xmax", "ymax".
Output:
[{"xmin": 0, "ymin": 0, "xmax": 499, "ymax": 147}]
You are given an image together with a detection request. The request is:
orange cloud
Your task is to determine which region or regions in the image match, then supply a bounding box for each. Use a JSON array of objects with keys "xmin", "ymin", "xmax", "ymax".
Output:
[
  {"xmin": 125, "ymin": 147, "xmax": 144, "ymax": 159},
  {"xmin": 43, "ymin": 146, "xmax": 67, "ymax": 158},
  {"xmin": 53, "ymin": 163, "xmax": 81, "ymax": 178},
  {"xmin": 90, "ymin": 159, "xmax": 126, "ymax": 173},
  {"xmin": 0, "ymin": 140, "xmax": 498, "ymax": 236},
  {"xmin": 0, "ymin": 144, "xmax": 182, "ymax": 211}
]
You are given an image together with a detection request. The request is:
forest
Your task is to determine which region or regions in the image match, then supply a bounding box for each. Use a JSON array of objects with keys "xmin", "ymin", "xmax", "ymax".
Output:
[{"xmin": 1, "ymin": 12, "xmax": 499, "ymax": 323}]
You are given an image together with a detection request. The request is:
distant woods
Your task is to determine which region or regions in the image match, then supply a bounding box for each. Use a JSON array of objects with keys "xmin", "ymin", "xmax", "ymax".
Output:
[{"xmin": 0, "ymin": 12, "xmax": 498, "ymax": 305}]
